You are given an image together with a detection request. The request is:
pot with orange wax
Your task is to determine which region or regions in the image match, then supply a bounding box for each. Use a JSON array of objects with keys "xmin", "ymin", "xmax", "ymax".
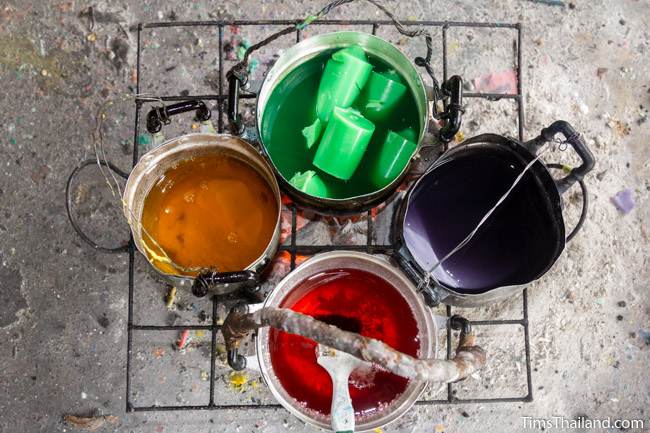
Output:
[{"xmin": 121, "ymin": 101, "xmax": 282, "ymax": 296}]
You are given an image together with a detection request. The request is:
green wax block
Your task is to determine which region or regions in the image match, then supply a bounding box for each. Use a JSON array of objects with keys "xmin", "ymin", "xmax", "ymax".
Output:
[
  {"xmin": 381, "ymin": 69, "xmax": 401, "ymax": 80},
  {"xmin": 302, "ymin": 118, "xmax": 323, "ymax": 149},
  {"xmin": 396, "ymin": 126, "xmax": 419, "ymax": 143},
  {"xmin": 356, "ymin": 69, "xmax": 407, "ymax": 122},
  {"xmin": 315, "ymin": 46, "xmax": 373, "ymax": 123},
  {"xmin": 370, "ymin": 130, "xmax": 417, "ymax": 189},
  {"xmin": 289, "ymin": 170, "xmax": 329, "ymax": 198},
  {"xmin": 331, "ymin": 45, "xmax": 367, "ymax": 62},
  {"xmin": 313, "ymin": 106, "xmax": 375, "ymax": 180}
]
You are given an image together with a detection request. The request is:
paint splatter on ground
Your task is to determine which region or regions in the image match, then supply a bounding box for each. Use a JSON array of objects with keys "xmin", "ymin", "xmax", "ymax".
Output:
[
  {"xmin": 611, "ymin": 188, "xmax": 636, "ymax": 214},
  {"xmin": 473, "ymin": 69, "xmax": 517, "ymax": 94},
  {"xmin": 227, "ymin": 371, "xmax": 249, "ymax": 392}
]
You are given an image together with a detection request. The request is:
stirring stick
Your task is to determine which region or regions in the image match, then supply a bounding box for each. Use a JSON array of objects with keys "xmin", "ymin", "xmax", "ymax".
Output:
[{"xmin": 317, "ymin": 344, "xmax": 364, "ymax": 433}]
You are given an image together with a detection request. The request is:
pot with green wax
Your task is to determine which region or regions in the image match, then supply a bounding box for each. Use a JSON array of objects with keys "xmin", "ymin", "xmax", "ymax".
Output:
[{"xmin": 228, "ymin": 30, "xmax": 462, "ymax": 214}]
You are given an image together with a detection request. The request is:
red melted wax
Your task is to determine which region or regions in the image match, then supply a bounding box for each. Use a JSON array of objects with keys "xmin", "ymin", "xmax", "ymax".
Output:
[{"xmin": 269, "ymin": 268, "xmax": 420, "ymax": 418}]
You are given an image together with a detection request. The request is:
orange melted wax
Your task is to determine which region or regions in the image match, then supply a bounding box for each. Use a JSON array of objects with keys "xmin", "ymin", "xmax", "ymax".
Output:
[{"xmin": 140, "ymin": 153, "xmax": 277, "ymax": 276}]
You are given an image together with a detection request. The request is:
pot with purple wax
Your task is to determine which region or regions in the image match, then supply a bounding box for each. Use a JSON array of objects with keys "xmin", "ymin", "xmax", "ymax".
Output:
[{"xmin": 392, "ymin": 121, "xmax": 595, "ymax": 307}]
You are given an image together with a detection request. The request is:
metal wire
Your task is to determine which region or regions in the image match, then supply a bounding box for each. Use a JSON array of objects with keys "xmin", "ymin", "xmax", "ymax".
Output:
[
  {"xmin": 90, "ymin": 92, "xmax": 205, "ymax": 275},
  {"xmin": 229, "ymin": 0, "xmax": 442, "ymax": 104},
  {"xmin": 417, "ymin": 144, "xmax": 553, "ymax": 291},
  {"xmin": 546, "ymin": 163, "xmax": 589, "ymax": 242}
]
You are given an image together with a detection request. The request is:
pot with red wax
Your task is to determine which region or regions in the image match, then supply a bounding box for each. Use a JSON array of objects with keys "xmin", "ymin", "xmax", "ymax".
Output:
[{"xmin": 223, "ymin": 251, "xmax": 482, "ymax": 432}]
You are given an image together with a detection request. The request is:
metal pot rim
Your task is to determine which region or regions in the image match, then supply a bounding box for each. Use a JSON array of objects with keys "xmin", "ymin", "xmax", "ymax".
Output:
[
  {"xmin": 255, "ymin": 250, "xmax": 437, "ymax": 432},
  {"xmin": 122, "ymin": 132, "xmax": 282, "ymax": 285},
  {"xmin": 255, "ymin": 30, "xmax": 429, "ymax": 206}
]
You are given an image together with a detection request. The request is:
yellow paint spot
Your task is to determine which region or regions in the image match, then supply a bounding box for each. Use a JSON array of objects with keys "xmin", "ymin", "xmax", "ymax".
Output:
[
  {"xmin": 87, "ymin": 33, "xmax": 97, "ymax": 42},
  {"xmin": 454, "ymin": 130, "xmax": 465, "ymax": 143},
  {"xmin": 447, "ymin": 40, "xmax": 461, "ymax": 55},
  {"xmin": 372, "ymin": 428, "xmax": 384, "ymax": 433},
  {"xmin": 435, "ymin": 423, "xmax": 446, "ymax": 433},
  {"xmin": 141, "ymin": 240, "xmax": 174, "ymax": 268},
  {"xmin": 195, "ymin": 330, "xmax": 206, "ymax": 338},
  {"xmin": 228, "ymin": 371, "xmax": 249, "ymax": 391},
  {"xmin": 165, "ymin": 286, "xmax": 177, "ymax": 310}
]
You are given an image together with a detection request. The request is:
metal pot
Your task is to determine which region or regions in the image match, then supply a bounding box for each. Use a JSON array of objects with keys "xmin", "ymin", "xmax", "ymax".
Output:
[
  {"xmin": 67, "ymin": 101, "xmax": 282, "ymax": 296},
  {"xmin": 221, "ymin": 251, "xmax": 481, "ymax": 432},
  {"xmin": 392, "ymin": 121, "xmax": 595, "ymax": 307},
  {"xmin": 227, "ymin": 31, "xmax": 463, "ymax": 214}
]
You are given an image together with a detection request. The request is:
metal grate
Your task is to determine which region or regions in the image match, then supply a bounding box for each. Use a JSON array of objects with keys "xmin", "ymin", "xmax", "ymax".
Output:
[{"xmin": 124, "ymin": 19, "xmax": 532, "ymax": 413}]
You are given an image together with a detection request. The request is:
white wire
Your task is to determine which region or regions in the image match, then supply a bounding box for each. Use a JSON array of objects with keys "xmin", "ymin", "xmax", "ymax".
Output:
[
  {"xmin": 423, "ymin": 143, "xmax": 552, "ymax": 278},
  {"xmin": 91, "ymin": 92, "xmax": 203, "ymax": 274},
  {"xmin": 93, "ymin": 93, "xmax": 165, "ymax": 198}
]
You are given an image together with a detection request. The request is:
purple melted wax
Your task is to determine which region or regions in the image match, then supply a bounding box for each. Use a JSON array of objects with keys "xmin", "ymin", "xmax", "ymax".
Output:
[{"xmin": 403, "ymin": 147, "xmax": 561, "ymax": 293}]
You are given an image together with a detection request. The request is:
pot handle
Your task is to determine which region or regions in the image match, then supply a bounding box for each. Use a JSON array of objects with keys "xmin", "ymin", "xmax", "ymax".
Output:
[
  {"xmin": 145, "ymin": 100, "xmax": 212, "ymax": 134},
  {"xmin": 392, "ymin": 245, "xmax": 445, "ymax": 307},
  {"xmin": 227, "ymin": 73, "xmax": 244, "ymax": 135},
  {"xmin": 191, "ymin": 270, "xmax": 261, "ymax": 299},
  {"xmin": 223, "ymin": 302, "xmax": 254, "ymax": 371},
  {"xmin": 524, "ymin": 120, "xmax": 595, "ymax": 194},
  {"xmin": 66, "ymin": 159, "xmax": 131, "ymax": 253},
  {"xmin": 546, "ymin": 163, "xmax": 589, "ymax": 242},
  {"xmin": 436, "ymin": 75, "xmax": 464, "ymax": 143},
  {"xmin": 446, "ymin": 315, "xmax": 481, "ymax": 382},
  {"xmin": 399, "ymin": 258, "xmax": 441, "ymax": 307}
]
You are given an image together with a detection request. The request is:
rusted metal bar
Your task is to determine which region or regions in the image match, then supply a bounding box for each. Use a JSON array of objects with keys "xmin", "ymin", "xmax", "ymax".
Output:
[{"xmin": 222, "ymin": 306, "xmax": 486, "ymax": 383}]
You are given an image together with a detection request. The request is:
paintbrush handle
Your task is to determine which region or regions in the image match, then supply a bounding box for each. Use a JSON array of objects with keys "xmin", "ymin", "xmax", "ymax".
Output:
[{"xmin": 328, "ymin": 369, "xmax": 355, "ymax": 433}]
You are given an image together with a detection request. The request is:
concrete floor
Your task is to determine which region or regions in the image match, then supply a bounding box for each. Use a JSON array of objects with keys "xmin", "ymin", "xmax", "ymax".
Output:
[{"xmin": 0, "ymin": 0, "xmax": 648, "ymax": 432}]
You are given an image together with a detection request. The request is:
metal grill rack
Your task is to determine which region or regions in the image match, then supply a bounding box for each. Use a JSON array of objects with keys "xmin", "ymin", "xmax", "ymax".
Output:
[{"xmin": 125, "ymin": 19, "xmax": 532, "ymax": 413}]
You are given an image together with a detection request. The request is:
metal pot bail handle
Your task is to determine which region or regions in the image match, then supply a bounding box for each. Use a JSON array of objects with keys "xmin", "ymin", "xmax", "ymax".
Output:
[
  {"xmin": 391, "ymin": 225, "xmax": 444, "ymax": 307},
  {"xmin": 226, "ymin": 71, "xmax": 246, "ymax": 136},
  {"xmin": 191, "ymin": 270, "xmax": 260, "ymax": 298},
  {"xmin": 221, "ymin": 302, "xmax": 254, "ymax": 371},
  {"xmin": 525, "ymin": 120, "xmax": 596, "ymax": 194},
  {"xmin": 145, "ymin": 99, "xmax": 212, "ymax": 134},
  {"xmin": 66, "ymin": 159, "xmax": 130, "ymax": 253},
  {"xmin": 546, "ymin": 163, "xmax": 589, "ymax": 243}
]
